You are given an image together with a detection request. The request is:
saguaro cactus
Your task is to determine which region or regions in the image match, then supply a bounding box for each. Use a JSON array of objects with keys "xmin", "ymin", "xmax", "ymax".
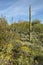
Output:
[{"xmin": 29, "ymin": 5, "xmax": 32, "ymax": 41}]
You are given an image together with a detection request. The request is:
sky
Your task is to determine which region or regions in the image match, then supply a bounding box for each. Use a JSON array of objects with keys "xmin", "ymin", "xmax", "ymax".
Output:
[{"xmin": 0, "ymin": 0, "xmax": 43, "ymax": 24}]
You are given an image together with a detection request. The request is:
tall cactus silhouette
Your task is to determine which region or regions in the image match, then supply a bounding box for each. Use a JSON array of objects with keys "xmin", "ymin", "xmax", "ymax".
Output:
[{"xmin": 29, "ymin": 5, "xmax": 32, "ymax": 41}]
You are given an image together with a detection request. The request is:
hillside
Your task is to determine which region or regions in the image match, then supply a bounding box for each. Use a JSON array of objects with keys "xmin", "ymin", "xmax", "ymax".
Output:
[{"xmin": 0, "ymin": 18, "xmax": 43, "ymax": 65}]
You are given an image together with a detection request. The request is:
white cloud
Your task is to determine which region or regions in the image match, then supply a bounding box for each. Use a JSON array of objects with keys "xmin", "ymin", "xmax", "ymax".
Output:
[
  {"xmin": 0, "ymin": 3, "xmax": 28, "ymax": 17},
  {"xmin": 0, "ymin": 0, "xmax": 43, "ymax": 23}
]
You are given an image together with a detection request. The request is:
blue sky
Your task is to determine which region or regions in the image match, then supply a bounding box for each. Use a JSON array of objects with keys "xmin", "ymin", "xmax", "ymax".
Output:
[{"xmin": 0, "ymin": 0, "xmax": 43, "ymax": 24}]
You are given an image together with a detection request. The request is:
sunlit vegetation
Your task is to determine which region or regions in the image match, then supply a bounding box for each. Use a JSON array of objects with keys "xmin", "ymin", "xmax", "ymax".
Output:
[{"xmin": 0, "ymin": 17, "xmax": 43, "ymax": 65}]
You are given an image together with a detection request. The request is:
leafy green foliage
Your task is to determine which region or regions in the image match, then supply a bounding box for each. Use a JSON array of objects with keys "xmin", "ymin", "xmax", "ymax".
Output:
[{"xmin": 0, "ymin": 18, "xmax": 43, "ymax": 65}]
